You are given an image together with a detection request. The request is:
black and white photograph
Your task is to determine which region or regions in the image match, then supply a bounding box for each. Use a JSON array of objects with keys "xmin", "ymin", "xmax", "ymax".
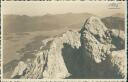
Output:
[{"xmin": 1, "ymin": 1, "xmax": 127, "ymax": 81}]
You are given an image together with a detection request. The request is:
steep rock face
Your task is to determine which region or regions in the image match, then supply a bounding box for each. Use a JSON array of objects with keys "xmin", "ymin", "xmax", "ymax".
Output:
[
  {"xmin": 110, "ymin": 50, "xmax": 126, "ymax": 78},
  {"xmin": 11, "ymin": 61, "xmax": 27, "ymax": 78},
  {"xmin": 80, "ymin": 17, "xmax": 112, "ymax": 63},
  {"xmin": 80, "ymin": 17, "xmax": 126, "ymax": 78},
  {"xmin": 11, "ymin": 16, "xmax": 126, "ymax": 79},
  {"xmin": 111, "ymin": 29, "xmax": 125, "ymax": 50},
  {"xmin": 11, "ymin": 30, "xmax": 82, "ymax": 79}
]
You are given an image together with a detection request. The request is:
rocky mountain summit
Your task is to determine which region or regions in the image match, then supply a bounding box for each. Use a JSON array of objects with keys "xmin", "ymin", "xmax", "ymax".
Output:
[{"xmin": 11, "ymin": 16, "xmax": 126, "ymax": 79}]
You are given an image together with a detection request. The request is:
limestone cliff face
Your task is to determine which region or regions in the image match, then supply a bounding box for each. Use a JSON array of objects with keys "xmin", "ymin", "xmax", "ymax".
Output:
[
  {"xmin": 80, "ymin": 17, "xmax": 112, "ymax": 63},
  {"xmin": 11, "ymin": 16, "xmax": 126, "ymax": 79}
]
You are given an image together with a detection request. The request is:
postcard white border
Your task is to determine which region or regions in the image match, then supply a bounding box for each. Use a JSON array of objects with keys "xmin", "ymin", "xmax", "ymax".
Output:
[{"xmin": 1, "ymin": 1, "xmax": 127, "ymax": 82}]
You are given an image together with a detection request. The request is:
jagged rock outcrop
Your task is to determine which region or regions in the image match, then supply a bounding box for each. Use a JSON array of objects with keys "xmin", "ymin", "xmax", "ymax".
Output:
[
  {"xmin": 11, "ymin": 61, "xmax": 27, "ymax": 78},
  {"xmin": 11, "ymin": 30, "xmax": 81, "ymax": 79},
  {"xmin": 80, "ymin": 17, "xmax": 113, "ymax": 63},
  {"xmin": 11, "ymin": 16, "xmax": 126, "ymax": 79},
  {"xmin": 110, "ymin": 50, "xmax": 126, "ymax": 78},
  {"xmin": 111, "ymin": 29, "xmax": 125, "ymax": 50}
]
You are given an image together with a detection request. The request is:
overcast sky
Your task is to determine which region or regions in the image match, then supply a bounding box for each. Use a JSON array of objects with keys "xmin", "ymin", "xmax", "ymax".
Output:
[{"xmin": 2, "ymin": 1, "xmax": 126, "ymax": 17}]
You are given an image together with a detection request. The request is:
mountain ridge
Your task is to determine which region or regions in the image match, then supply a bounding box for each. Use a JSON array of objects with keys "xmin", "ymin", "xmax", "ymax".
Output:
[
  {"xmin": 4, "ymin": 13, "xmax": 124, "ymax": 33},
  {"xmin": 7, "ymin": 16, "xmax": 126, "ymax": 79}
]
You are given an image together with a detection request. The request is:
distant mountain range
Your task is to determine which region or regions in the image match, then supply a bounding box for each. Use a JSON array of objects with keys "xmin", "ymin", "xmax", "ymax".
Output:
[
  {"xmin": 111, "ymin": 13, "xmax": 124, "ymax": 18},
  {"xmin": 3, "ymin": 13, "xmax": 125, "ymax": 33},
  {"xmin": 102, "ymin": 13, "xmax": 125, "ymax": 31}
]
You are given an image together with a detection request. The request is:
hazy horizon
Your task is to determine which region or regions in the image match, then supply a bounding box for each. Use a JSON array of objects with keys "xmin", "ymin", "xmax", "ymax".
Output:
[{"xmin": 2, "ymin": 1, "xmax": 125, "ymax": 17}]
